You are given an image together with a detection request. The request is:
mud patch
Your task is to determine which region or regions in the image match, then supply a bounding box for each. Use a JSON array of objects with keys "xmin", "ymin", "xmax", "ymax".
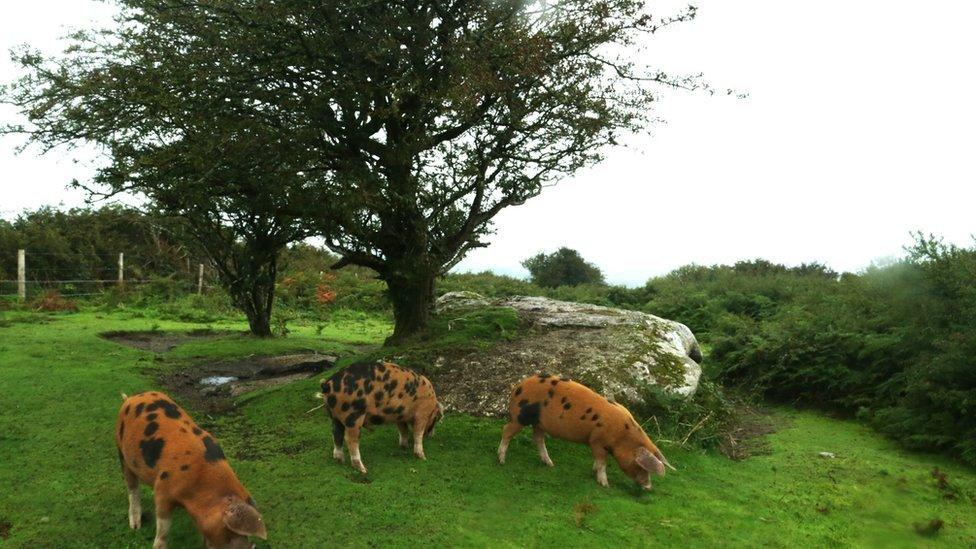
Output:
[
  {"xmin": 0, "ymin": 518, "xmax": 11, "ymax": 540},
  {"xmin": 161, "ymin": 353, "xmax": 337, "ymax": 412},
  {"xmin": 717, "ymin": 404, "xmax": 781, "ymax": 460},
  {"xmin": 100, "ymin": 329, "xmax": 239, "ymax": 353}
]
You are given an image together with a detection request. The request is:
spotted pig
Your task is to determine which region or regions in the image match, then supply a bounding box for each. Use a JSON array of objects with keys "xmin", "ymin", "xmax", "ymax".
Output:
[
  {"xmin": 116, "ymin": 392, "xmax": 267, "ymax": 548},
  {"xmin": 320, "ymin": 361, "xmax": 444, "ymax": 474},
  {"xmin": 497, "ymin": 374, "xmax": 674, "ymax": 490}
]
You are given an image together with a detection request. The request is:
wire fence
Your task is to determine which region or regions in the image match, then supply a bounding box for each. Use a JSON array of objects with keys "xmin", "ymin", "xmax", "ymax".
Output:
[{"xmin": 0, "ymin": 249, "xmax": 211, "ymax": 300}]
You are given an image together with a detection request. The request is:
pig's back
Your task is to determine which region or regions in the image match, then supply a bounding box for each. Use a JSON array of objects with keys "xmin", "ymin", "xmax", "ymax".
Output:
[
  {"xmin": 116, "ymin": 392, "xmax": 229, "ymax": 487},
  {"xmin": 508, "ymin": 375, "xmax": 621, "ymax": 443},
  {"xmin": 321, "ymin": 361, "xmax": 435, "ymax": 426}
]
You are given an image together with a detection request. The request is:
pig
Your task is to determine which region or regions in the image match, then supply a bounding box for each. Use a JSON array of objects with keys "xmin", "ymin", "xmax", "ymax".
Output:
[
  {"xmin": 116, "ymin": 391, "xmax": 267, "ymax": 549},
  {"xmin": 320, "ymin": 361, "xmax": 444, "ymax": 474},
  {"xmin": 497, "ymin": 374, "xmax": 674, "ymax": 490}
]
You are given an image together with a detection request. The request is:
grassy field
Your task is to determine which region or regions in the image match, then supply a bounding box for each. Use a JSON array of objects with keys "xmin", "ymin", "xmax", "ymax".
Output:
[{"xmin": 1, "ymin": 309, "xmax": 975, "ymax": 547}]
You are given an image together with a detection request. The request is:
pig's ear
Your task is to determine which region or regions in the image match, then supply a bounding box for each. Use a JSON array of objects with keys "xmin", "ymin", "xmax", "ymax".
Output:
[
  {"xmin": 223, "ymin": 498, "xmax": 268, "ymax": 540},
  {"xmin": 635, "ymin": 447, "xmax": 665, "ymax": 476}
]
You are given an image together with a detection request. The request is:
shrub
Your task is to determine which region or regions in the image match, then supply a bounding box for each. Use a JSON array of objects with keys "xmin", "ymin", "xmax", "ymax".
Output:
[
  {"xmin": 31, "ymin": 290, "xmax": 78, "ymax": 312},
  {"xmin": 667, "ymin": 237, "xmax": 976, "ymax": 466},
  {"xmin": 629, "ymin": 379, "xmax": 737, "ymax": 450}
]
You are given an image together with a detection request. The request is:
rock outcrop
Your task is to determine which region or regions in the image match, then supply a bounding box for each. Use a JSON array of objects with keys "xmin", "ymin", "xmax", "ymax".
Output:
[{"xmin": 428, "ymin": 292, "xmax": 703, "ymax": 416}]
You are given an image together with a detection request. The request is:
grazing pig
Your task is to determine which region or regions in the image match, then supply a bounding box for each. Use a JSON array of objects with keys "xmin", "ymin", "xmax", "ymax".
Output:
[
  {"xmin": 497, "ymin": 374, "xmax": 674, "ymax": 490},
  {"xmin": 320, "ymin": 361, "xmax": 444, "ymax": 474},
  {"xmin": 116, "ymin": 392, "xmax": 267, "ymax": 548}
]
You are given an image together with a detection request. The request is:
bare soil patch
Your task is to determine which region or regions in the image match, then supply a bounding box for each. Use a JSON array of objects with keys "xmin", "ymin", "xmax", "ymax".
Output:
[
  {"xmin": 717, "ymin": 403, "xmax": 782, "ymax": 460},
  {"xmin": 99, "ymin": 328, "xmax": 239, "ymax": 353},
  {"xmin": 425, "ymin": 327, "xmax": 603, "ymax": 417}
]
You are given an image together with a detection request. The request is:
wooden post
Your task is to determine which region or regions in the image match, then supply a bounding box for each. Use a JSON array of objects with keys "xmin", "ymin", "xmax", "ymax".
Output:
[
  {"xmin": 17, "ymin": 249, "xmax": 26, "ymax": 301},
  {"xmin": 118, "ymin": 252, "xmax": 125, "ymax": 288},
  {"xmin": 198, "ymin": 264, "xmax": 204, "ymax": 295}
]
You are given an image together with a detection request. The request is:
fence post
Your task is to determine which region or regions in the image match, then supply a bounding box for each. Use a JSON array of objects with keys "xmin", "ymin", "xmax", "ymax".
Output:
[
  {"xmin": 18, "ymin": 249, "xmax": 26, "ymax": 301},
  {"xmin": 118, "ymin": 252, "xmax": 125, "ymax": 288},
  {"xmin": 198, "ymin": 264, "xmax": 204, "ymax": 295}
]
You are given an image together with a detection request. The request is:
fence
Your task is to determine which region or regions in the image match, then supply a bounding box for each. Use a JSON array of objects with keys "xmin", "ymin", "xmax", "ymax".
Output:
[{"xmin": 0, "ymin": 249, "xmax": 209, "ymax": 301}]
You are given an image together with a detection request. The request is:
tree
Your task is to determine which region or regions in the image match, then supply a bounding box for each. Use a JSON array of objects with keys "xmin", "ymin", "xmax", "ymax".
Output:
[
  {"xmin": 522, "ymin": 247, "xmax": 605, "ymax": 288},
  {"xmin": 208, "ymin": 0, "xmax": 704, "ymax": 343},
  {"xmin": 100, "ymin": 124, "xmax": 320, "ymax": 336},
  {"xmin": 3, "ymin": 15, "xmax": 327, "ymax": 336},
  {"xmin": 4, "ymin": 0, "xmax": 711, "ymax": 343}
]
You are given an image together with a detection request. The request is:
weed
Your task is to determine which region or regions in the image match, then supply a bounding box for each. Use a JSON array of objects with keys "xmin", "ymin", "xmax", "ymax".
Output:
[
  {"xmin": 31, "ymin": 290, "xmax": 77, "ymax": 312},
  {"xmin": 572, "ymin": 500, "xmax": 597, "ymax": 528}
]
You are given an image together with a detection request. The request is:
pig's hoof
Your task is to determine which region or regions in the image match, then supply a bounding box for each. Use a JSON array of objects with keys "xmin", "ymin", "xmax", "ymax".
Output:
[
  {"xmin": 542, "ymin": 457, "xmax": 554, "ymax": 467},
  {"xmin": 332, "ymin": 449, "xmax": 345, "ymax": 463},
  {"xmin": 352, "ymin": 461, "xmax": 367, "ymax": 474},
  {"xmin": 642, "ymin": 483, "xmax": 653, "ymax": 491},
  {"xmin": 129, "ymin": 515, "xmax": 141, "ymax": 529},
  {"xmin": 497, "ymin": 454, "xmax": 506, "ymax": 465}
]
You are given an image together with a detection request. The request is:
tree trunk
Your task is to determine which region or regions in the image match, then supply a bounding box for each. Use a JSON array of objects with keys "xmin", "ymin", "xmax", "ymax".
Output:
[
  {"xmin": 227, "ymin": 253, "xmax": 277, "ymax": 338},
  {"xmin": 384, "ymin": 269, "xmax": 436, "ymax": 346},
  {"xmin": 241, "ymin": 285, "xmax": 274, "ymax": 337},
  {"xmin": 243, "ymin": 303, "xmax": 273, "ymax": 337}
]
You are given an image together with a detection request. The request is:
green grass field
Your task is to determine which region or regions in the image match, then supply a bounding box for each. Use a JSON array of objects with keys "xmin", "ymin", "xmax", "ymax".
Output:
[{"xmin": 1, "ymin": 309, "xmax": 975, "ymax": 547}]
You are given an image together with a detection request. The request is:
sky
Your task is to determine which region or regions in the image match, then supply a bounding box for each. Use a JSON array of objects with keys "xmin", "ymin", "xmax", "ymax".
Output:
[{"xmin": 2, "ymin": 1, "xmax": 974, "ymax": 286}]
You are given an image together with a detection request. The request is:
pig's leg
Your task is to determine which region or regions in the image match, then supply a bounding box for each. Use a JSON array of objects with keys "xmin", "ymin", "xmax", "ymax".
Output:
[
  {"xmin": 533, "ymin": 426, "xmax": 554, "ymax": 467},
  {"xmin": 123, "ymin": 465, "xmax": 141, "ymax": 529},
  {"xmin": 151, "ymin": 494, "xmax": 172, "ymax": 549},
  {"xmin": 411, "ymin": 415, "xmax": 427, "ymax": 460},
  {"xmin": 396, "ymin": 421, "xmax": 410, "ymax": 448},
  {"xmin": 591, "ymin": 446, "xmax": 609, "ymax": 487},
  {"xmin": 331, "ymin": 418, "xmax": 346, "ymax": 463},
  {"xmin": 346, "ymin": 421, "xmax": 368, "ymax": 474},
  {"xmin": 497, "ymin": 422, "xmax": 522, "ymax": 464}
]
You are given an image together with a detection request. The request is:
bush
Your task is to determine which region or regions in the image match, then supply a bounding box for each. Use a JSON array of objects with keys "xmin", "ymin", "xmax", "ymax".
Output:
[
  {"xmin": 660, "ymin": 237, "xmax": 976, "ymax": 465},
  {"xmin": 277, "ymin": 243, "xmax": 388, "ymax": 315},
  {"xmin": 630, "ymin": 379, "xmax": 737, "ymax": 450},
  {"xmin": 31, "ymin": 290, "xmax": 78, "ymax": 312},
  {"xmin": 439, "ymin": 271, "xmax": 538, "ymax": 298}
]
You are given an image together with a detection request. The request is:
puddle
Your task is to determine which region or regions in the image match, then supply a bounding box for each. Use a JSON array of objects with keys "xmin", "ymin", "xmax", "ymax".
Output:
[
  {"xmin": 100, "ymin": 329, "xmax": 239, "ymax": 353},
  {"xmin": 200, "ymin": 376, "xmax": 239, "ymax": 386}
]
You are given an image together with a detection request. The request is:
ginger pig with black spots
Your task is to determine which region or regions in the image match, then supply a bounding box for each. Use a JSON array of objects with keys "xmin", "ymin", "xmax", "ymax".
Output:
[
  {"xmin": 320, "ymin": 361, "xmax": 444, "ymax": 474},
  {"xmin": 116, "ymin": 391, "xmax": 267, "ymax": 549},
  {"xmin": 498, "ymin": 374, "xmax": 675, "ymax": 490}
]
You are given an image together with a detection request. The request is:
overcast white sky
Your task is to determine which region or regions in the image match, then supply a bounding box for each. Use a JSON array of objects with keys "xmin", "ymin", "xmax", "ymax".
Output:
[{"xmin": 2, "ymin": 1, "xmax": 974, "ymax": 286}]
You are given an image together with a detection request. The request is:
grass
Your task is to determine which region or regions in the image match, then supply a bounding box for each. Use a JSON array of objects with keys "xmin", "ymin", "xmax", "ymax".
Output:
[{"xmin": 1, "ymin": 309, "xmax": 975, "ymax": 547}]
